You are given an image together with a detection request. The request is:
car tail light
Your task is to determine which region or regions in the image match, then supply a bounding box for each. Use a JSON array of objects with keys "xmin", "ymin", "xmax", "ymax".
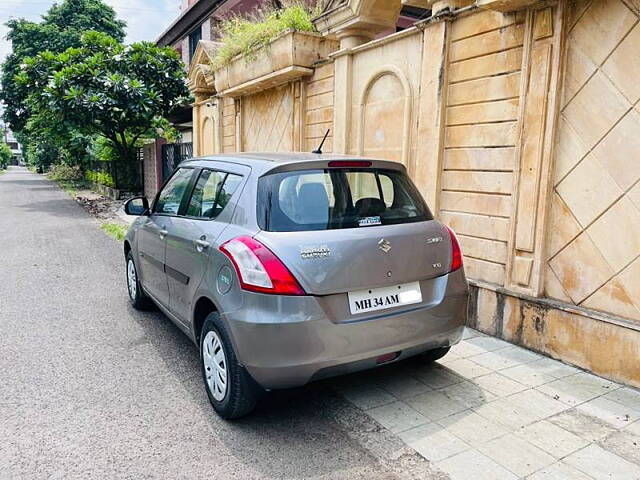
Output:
[
  {"xmin": 446, "ymin": 226, "xmax": 463, "ymax": 272},
  {"xmin": 328, "ymin": 160, "xmax": 372, "ymax": 168},
  {"xmin": 219, "ymin": 236, "xmax": 306, "ymax": 296}
]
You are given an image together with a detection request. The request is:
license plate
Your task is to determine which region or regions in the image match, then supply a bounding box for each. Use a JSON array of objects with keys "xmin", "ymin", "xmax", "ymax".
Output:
[{"xmin": 348, "ymin": 282, "xmax": 422, "ymax": 315}]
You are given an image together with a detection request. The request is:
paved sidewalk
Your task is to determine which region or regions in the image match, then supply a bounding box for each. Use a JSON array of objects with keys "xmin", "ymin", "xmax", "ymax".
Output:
[{"xmin": 331, "ymin": 328, "xmax": 640, "ymax": 480}]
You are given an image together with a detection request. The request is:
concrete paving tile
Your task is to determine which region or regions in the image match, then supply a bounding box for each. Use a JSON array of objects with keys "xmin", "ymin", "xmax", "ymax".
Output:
[
  {"xmin": 470, "ymin": 350, "xmax": 528, "ymax": 371},
  {"xmin": 516, "ymin": 420, "xmax": 589, "ymax": 458},
  {"xmin": 367, "ymin": 401, "xmax": 430, "ymax": 433},
  {"xmin": 407, "ymin": 363, "xmax": 465, "ymax": 389},
  {"xmin": 548, "ymin": 409, "xmax": 617, "ymax": 442},
  {"xmin": 474, "ymin": 390, "xmax": 568, "ymax": 430},
  {"xmin": 441, "ymin": 380, "xmax": 497, "ymax": 408},
  {"xmin": 436, "ymin": 449, "xmax": 518, "ymax": 480},
  {"xmin": 462, "ymin": 327, "xmax": 486, "ymax": 340},
  {"xmin": 472, "ymin": 372, "xmax": 528, "ymax": 397},
  {"xmin": 600, "ymin": 429, "xmax": 640, "ymax": 466},
  {"xmin": 576, "ymin": 396, "xmax": 640, "ymax": 429},
  {"xmin": 464, "ymin": 335, "xmax": 512, "ymax": 352},
  {"xmin": 533, "ymin": 358, "xmax": 581, "ymax": 378},
  {"xmin": 478, "ymin": 434, "xmax": 556, "ymax": 477},
  {"xmin": 527, "ymin": 461, "xmax": 594, "ymax": 480},
  {"xmin": 405, "ymin": 390, "xmax": 469, "ymax": 421},
  {"xmin": 602, "ymin": 386, "xmax": 640, "ymax": 411},
  {"xmin": 626, "ymin": 420, "xmax": 640, "ymax": 436},
  {"xmin": 441, "ymin": 358, "xmax": 492, "ymax": 379},
  {"xmin": 449, "ymin": 341, "xmax": 488, "ymax": 358},
  {"xmin": 538, "ymin": 372, "xmax": 618, "ymax": 407},
  {"xmin": 495, "ymin": 345, "xmax": 543, "ymax": 363},
  {"xmin": 376, "ymin": 372, "xmax": 433, "ymax": 400},
  {"xmin": 474, "ymin": 398, "xmax": 544, "ymax": 431},
  {"xmin": 438, "ymin": 410, "xmax": 509, "ymax": 446},
  {"xmin": 399, "ymin": 422, "xmax": 470, "ymax": 462},
  {"xmin": 564, "ymin": 444, "xmax": 640, "ymax": 480},
  {"xmin": 501, "ymin": 362, "xmax": 558, "ymax": 388},
  {"xmin": 337, "ymin": 383, "xmax": 397, "ymax": 411}
]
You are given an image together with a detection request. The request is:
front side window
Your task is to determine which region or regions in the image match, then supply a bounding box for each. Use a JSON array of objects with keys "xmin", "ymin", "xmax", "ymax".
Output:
[
  {"xmin": 258, "ymin": 168, "xmax": 432, "ymax": 232},
  {"xmin": 186, "ymin": 169, "xmax": 243, "ymax": 219},
  {"xmin": 154, "ymin": 168, "xmax": 194, "ymax": 215}
]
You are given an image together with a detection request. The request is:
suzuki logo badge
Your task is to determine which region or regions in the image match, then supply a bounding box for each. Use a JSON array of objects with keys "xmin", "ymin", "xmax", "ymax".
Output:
[{"xmin": 378, "ymin": 239, "xmax": 392, "ymax": 253}]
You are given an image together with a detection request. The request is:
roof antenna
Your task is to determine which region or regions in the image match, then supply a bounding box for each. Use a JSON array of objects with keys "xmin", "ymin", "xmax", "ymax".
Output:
[{"xmin": 312, "ymin": 129, "xmax": 330, "ymax": 154}]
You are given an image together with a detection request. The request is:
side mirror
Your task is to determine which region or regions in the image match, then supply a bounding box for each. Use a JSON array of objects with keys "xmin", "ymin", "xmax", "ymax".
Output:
[{"xmin": 124, "ymin": 196, "xmax": 149, "ymax": 216}]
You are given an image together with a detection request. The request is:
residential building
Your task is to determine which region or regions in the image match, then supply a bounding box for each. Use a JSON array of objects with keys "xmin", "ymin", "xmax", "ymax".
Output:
[
  {"xmin": 1, "ymin": 120, "xmax": 22, "ymax": 164},
  {"xmin": 141, "ymin": 0, "xmax": 430, "ymax": 199},
  {"xmin": 186, "ymin": 0, "xmax": 640, "ymax": 388}
]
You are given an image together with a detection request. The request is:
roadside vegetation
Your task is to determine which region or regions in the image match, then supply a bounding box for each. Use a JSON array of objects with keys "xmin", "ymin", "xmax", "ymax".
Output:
[
  {"xmin": 213, "ymin": 2, "xmax": 319, "ymax": 68},
  {"xmin": 100, "ymin": 222, "xmax": 128, "ymax": 241},
  {"xmin": 0, "ymin": 0, "xmax": 190, "ymax": 192},
  {"xmin": 47, "ymin": 164, "xmax": 88, "ymax": 197},
  {"xmin": 0, "ymin": 140, "xmax": 11, "ymax": 171}
]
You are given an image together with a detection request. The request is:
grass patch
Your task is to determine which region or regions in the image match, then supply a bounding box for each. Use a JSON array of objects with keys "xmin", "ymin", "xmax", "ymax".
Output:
[
  {"xmin": 101, "ymin": 222, "xmax": 129, "ymax": 241},
  {"xmin": 213, "ymin": 2, "xmax": 318, "ymax": 68},
  {"xmin": 50, "ymin": 177, "xmax": 90, "ymax": 198}
]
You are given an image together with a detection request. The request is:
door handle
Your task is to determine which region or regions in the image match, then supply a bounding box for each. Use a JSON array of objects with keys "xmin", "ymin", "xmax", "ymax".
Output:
[
  {"xmin": 159, "ymin": 229, "xmax": 168, "ymax": 240},
  {"xmin": 195, "ymin": 236, "xmax": 210, "ymax": 253}
]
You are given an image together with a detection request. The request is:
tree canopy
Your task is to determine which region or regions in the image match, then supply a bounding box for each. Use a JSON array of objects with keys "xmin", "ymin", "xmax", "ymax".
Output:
[
  {"xmin": 19, "ymin": 31, "xmax": 189, "ymax": 181},
  {"xmin": 0, "ymin": 0, "xmax": 126, "ymax": 133}
]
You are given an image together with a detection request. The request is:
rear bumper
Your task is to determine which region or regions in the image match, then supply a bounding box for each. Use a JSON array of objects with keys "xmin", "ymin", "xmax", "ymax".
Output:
[{"xmin": 224, "ymin": 270, "xmax": 468, "ymax": 389}]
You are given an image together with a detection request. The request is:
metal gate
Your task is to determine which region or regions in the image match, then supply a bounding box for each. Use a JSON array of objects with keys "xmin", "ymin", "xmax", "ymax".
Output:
[{"xmin": 161, "ymin": 142, "xmax": 193, "ymax": 182}]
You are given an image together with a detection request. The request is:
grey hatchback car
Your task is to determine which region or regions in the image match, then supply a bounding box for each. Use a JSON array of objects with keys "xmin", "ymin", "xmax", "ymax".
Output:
[{"xmin": 123, "ymin": 153, "xmax": 468, "ymax": 419}]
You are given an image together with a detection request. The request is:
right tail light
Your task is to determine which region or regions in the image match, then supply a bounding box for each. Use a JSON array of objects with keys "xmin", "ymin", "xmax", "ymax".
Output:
[{"xmin": 446, "ymin": 226, "xmax": 463, "ymax": 272}]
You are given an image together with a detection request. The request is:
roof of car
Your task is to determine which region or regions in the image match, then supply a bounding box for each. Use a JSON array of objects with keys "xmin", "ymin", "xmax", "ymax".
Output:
[{"xmin": 182, "ymin": 153, "xmax": 405, "ymax": 174}]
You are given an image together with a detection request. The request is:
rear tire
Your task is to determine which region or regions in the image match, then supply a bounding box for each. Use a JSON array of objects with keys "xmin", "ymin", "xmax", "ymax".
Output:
[
  {"xmin": 126, "ymin": 252, "xmax": 153, "ymax": 310},
  {"xmin": 420, "ymin": 346, "xmax": 450, "ymax": 363},
  {"xmin": 200, "ymin": 313, "xmax": 258, "ymax": 419}
]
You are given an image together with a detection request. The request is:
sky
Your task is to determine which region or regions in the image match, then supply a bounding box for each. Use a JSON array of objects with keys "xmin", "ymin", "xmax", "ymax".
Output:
[{"xmin": 0, "ymin": 0, "xmax": 182, "ymax": 63}]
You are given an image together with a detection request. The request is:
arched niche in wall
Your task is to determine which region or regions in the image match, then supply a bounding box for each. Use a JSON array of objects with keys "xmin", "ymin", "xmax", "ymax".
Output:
[
  {"xmin": 201, "ymin": 116, "xmax": 215, "ymax": 155},
  {"xmin": 357, "ymin": 65, "xmax": 412, "ymax": 165}
]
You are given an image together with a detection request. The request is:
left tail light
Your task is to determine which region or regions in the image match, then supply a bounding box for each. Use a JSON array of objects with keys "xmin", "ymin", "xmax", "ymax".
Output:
[{"xmin": 219, "ymin": 236, "xmax": 306, "ymax": 296}]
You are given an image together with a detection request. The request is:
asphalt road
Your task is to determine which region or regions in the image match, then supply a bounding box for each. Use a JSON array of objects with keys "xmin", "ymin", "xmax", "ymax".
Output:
[{"xmin": 0, "ymin": 167, "xmax": 442, "ymax": 480}]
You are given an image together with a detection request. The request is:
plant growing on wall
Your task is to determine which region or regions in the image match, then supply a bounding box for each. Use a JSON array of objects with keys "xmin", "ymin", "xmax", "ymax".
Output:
[{"xmin": 213, "ymin": 2, "xmax": 320, "ymax": 68}]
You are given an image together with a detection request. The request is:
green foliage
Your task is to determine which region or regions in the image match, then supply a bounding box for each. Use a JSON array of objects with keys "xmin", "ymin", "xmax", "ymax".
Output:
[
  {"xmin": 0, "ymin": 142, "xmax": 12, "ymax": 169},
  {"xmin": 101, "ymin": 222, "xmax": 128, "ymax": 241},
  {"xmin": 47, "ymin": 164, "xmax": 88, "ymax": 196},
  {"xmin": 21, "ymin": 31, "xmax": 189, "ymax": 178},
  {"xmin": 85, "ymin": 169, "xmax": 115, "ymax": 188},
  {"xmin": 213, "ymin": 2, "xmax": 318, "ymax": 68},
  {"xmin": 0, "ymin": 0, "xmax": 126, "ymax": 134},
  {"xmin": 48, "ymin": 163, "xmax": 84, "ymax": 181}
]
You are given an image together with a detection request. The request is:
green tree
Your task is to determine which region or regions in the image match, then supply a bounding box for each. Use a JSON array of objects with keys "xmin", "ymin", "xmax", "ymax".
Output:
[
  {"xmin": 0, "ymin": 141, "xmax": 11, "ymax": 169},
  {"xmin": 21, "ymin": 32, "xmax": 189, "ymax": 185},
  {"xmin": 0, "ymin": 0, "xmax": 126, "ymax": 134}
]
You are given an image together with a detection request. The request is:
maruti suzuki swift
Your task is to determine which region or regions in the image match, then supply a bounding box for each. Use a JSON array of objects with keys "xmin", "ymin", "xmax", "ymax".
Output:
[{"xmin": 123, "ymin": 153, "xmax": 468, "ymax": 419}]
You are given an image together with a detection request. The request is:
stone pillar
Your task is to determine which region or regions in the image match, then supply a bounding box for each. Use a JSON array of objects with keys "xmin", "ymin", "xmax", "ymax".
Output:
[
  {"xmin": 414, "ymin": 19, "xmax": 449, "ymax": 211},
  {"xmin": 505, "ymin": 4, "xmax": 566, "ymax": 296}
]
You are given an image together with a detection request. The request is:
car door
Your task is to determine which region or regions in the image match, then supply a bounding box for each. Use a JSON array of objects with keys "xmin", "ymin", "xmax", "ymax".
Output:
[
  {"xmin": 137, "ymin": 167, "xmax": 196, "ymax": 306},
  {"xmin": 164, "ymin": 164, "xmax": 248, "ymax": 323}
]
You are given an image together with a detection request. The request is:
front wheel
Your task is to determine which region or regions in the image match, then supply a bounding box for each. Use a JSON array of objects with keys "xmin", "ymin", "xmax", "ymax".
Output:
[
  {"xmin": 126, "ymin": 252, "xmax": 153, "ymax": 310},
  {"xmin": 200, "ymin": 313, "xmax": 258, "ymax": 419}
]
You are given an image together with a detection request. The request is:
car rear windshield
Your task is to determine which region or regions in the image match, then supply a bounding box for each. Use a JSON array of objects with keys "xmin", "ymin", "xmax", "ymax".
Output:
[{"xmin": 257, "ymin": 168, "xmax": 433, "ymax": 232}]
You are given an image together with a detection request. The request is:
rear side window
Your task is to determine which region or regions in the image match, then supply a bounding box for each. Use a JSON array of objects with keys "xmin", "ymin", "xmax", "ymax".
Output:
[
  {"xmin": 155, "ymin": 168, "xmax": 194, "ymax": 215},
  {"xmin": 186, "ymin": 169, "xmax": 242, "ymax": 219},
  {"xmin": 258, "ymin": 168, "xmax": 432, "ymax": 232}
]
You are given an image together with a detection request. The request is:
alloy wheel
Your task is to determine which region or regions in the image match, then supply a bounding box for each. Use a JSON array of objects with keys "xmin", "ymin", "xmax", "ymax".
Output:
[
  {"xmin": 127, "ymin": 259, "xmax": 137, "ymax": 300},
  {"xmin": 202, "ymin": 331, "xmax": 228, "ymax": 401}
]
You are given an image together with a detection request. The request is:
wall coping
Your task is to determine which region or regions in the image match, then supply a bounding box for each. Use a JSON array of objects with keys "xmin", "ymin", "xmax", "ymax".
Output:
[{"xmin": 469, "ymin": 279, "xmax": 640, "ymax": 334}]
